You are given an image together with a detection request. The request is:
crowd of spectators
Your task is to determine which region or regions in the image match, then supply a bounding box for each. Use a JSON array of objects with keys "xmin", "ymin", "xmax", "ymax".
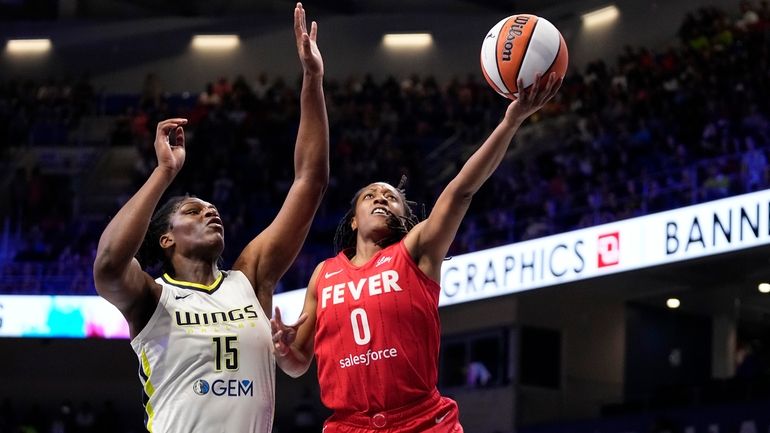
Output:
[{"xmin": 1, "ymin": 2, "xmax": 770, "ymax": 294}]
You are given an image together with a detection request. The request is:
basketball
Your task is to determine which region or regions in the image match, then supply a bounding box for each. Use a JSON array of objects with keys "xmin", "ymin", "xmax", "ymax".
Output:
[{"xmin": 480, "ymin": 14, "xmax": 568, "ymax": 99}]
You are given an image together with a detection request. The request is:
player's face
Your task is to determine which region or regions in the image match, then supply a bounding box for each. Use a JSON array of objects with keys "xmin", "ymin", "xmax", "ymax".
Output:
[
  {"xmin": 351, "ymin": 183, "xmax": 406, "ymax": 236},
  {"xmin": 163, "ymin": 197, "xmax": 225, "ymax": 259}
]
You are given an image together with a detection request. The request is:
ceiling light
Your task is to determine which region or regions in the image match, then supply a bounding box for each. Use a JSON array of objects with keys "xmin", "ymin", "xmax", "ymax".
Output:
[
  {"xmin": 758, "ymin": 283, "xmax": 770, "ymax": 293},
  {"xmin": 666, "ymin": 298, "xmax": 680, "ymax": 309},
  {"xmin": 581, "ymin": 5, "xmax": 619, "ymax": 29},
  {"xmin": 382, "ymin": 33, "xmax": 433, "ymax": 50},
  {"xmin": 191, "ymin": 35, "xmax": 240, "ymax": 50},
  {"xmin": 6, "ymin": 39, "xmax": 52, "ymax": 54}
]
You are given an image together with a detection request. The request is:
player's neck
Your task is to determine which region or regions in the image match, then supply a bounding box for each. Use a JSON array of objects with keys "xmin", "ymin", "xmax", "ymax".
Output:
[
  {"xmin": 171, "ymin": 257, "xmax": 220, "ymax": 285},
  {"xmin": 350, "ymin": 241, "xmax": 383, "ymax": 266}
]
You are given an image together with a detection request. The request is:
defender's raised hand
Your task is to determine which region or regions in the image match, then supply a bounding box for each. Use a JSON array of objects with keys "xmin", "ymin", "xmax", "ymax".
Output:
[
  {"xmin": 294, "ymin": 2, "xmax": 323, "ymax": 76},
  {"xmin": 154, "ymin": 118, "xmax": 188, "ymax": 176}
]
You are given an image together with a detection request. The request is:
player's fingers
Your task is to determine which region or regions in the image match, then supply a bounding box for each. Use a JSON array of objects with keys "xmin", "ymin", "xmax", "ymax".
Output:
[
  {"xmin": 292, "ymin": 312, "xmax": 309, "ymax": 328},
  {"xmin": 157, "ymin": 118, "xmax": 188, "ymax": 136},
  {"xmin": 516, "ymin": 78, "xmax": 526, "ymax": 103},
  {"xmin": 294, "ymin": 4, "xmax": 303, "ymax": 38},
  {"xmin": 174, "ymin": 126, "xmax": 185, "ymax": 147},
  {"xmin": 540, "ymin": 73, "xmax": 560, "ymax": 104},
  {"xmin": 300, "ymin": 4, "xmax": 307, "ymax": 34},
  {"xmin": 551, "ymin": 78, "xmax": 564, "ymax": 96},
  {"xmin": 310, "ymin": 21, "xmax": 318, "ymax": 41},
  {"xmin": 531, "ymin": 73, "xmax": 542, "ymax": 96}
]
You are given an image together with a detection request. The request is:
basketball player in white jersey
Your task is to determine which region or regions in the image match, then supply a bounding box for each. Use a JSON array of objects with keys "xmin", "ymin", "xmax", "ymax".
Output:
[{"xmin": 92, "ymin": 4, "xmax": 327, "ymax": 432}]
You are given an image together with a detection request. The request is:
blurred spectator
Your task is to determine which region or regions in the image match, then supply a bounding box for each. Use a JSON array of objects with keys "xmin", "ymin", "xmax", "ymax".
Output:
[
  {"xmin": 291, "ymin": 387, "xmax": 321, "ymax": 433},
  {"xmin": 466, "ymin": 361, "xmax": 492, "ymax": 388},
  {"xmin": 735, "ymin": 340, "xmax": 761, "ymax": 378},
  {"xmin": 740, "ymin": 135, "xmax": 768, "ymax": 191},
  {"xmin": 735, "ymin": 0, "xmax": 760, "ymax": 31},
  {"xmin": 74, "ymin": 401, "xmax": 96, "ymax": 433},
  {"xmin": 197, "ymin": 82, "xmax": 222, "ymax": 108},
  {"xmin": 140, "ymin": 73, "xmax": 164, "ymax": 111},
  {"xmin": 701, "ymin": 162, "xmax": 731, "ymax": 200}
]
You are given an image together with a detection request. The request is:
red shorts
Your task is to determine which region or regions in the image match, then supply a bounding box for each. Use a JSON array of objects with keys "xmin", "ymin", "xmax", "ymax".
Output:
[{"xmin": 322, "ymin": 390, "xmax": 463, "ymax": 433}]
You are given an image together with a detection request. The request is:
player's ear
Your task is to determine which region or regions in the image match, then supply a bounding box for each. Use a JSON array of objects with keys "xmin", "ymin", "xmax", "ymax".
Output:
[
  {"xmin": 351, "ymin": 216, "xmax": 358, "ymax": 231},
  {"xmin": 160, "ymin": 232, "xmax": 174, "ymax": 249}
]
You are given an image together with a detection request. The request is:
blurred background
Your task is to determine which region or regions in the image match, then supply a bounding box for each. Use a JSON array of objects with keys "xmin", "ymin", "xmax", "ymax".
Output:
[{"xmin": 1, "ymin": 0, "xmax": 770, "ymax": 431}]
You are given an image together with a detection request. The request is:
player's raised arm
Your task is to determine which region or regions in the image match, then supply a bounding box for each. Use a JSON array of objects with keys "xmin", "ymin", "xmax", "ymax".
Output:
[
  {"xmin": 404, "ymin": 74, "xmax": 562, "ymax": 280},
  {"xmin": 93, "ymin": 119, "xmax": 187, "ymax": 324},
  {"xmin": 233, "ymin": 3, "xmax": 329, "ymax": 314}
]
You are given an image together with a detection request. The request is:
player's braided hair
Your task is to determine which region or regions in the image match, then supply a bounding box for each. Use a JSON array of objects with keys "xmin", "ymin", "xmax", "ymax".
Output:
[
  {"xmin": 333, "ymin": 175, "xmax": 425, "ymax": 258},
  {"xmin": 136, "ymin": 195, "xmax": 190, "ymax": 276}
]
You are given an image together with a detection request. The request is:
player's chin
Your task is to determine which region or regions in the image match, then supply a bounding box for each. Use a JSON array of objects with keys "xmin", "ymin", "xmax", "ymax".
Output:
[
  {"xmin": 206, "ymin": 236, "xmax": 226, "ymax": 253},
  {"xmin": 371, "ymin": 224, "xmax": 394, "ymax": 239}
]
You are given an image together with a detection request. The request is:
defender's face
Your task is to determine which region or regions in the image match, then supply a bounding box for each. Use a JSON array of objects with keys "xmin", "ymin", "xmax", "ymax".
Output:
[{"xmin": 162, "ymin": 197, "xmax": 225, "ymax": 258}]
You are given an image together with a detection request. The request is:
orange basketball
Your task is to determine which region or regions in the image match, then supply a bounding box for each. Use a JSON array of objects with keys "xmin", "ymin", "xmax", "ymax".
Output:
[{"xmin": 480, "ymin": 14, "xmax": 568, "ymax": 99}]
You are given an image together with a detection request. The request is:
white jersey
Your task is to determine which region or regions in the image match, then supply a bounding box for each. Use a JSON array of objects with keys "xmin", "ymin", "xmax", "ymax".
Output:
[{"xmin": 130, "ymin": 270, "xmax": 275, "ymax": 433}]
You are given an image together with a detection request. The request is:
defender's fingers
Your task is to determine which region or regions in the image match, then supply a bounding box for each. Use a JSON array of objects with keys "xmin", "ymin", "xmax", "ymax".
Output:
[
  {"xmin": 174, "ymin": 126, "xmax": 185, "ymax": 146},
  {"xmin": 294, "ymin": 4, "xmax": 303, "ymax": 38},
  {"xmin": 158, "ymin": 118, "xmax": 188, "ymax": 135},
  {"xmin": 300, "ymin": 4, "xmax": 307, "ymax": 34}
]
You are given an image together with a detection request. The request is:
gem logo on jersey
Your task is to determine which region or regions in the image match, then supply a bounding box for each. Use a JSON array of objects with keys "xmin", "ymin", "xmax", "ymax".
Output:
[
  {"xmin": 192, "ymin": 380, "xmax": 210, "ymax": 395},
  {"xmin": 192, "ymin": 379, "xmax": 253, "ymax": 397},
  {"xmin": 597, "ymin": 232, "xmax": 620, "ymax": 267}
]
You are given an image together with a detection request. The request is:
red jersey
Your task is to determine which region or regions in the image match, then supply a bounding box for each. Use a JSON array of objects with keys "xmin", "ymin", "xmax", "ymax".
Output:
[{"xmin": 314, "ymin": 240, "xmax": 441, "ymax": 414}]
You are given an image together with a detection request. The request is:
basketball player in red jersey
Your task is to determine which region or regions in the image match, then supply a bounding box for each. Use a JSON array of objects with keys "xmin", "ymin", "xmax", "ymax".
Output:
[{"xmin": 272, "ymin": 73, "xmax": 562, "ymax": 432}]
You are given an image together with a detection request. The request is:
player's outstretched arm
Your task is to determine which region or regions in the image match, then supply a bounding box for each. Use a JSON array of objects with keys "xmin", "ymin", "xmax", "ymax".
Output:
[
  {"xmin": 93, "ymin": 119, "xmax": 187, "ymax": 318},
  {"xmin": 234, "ymin": 3, "xmax": 329, "ymax": 314},
  {"xmin": 404, "ymin": 74, "xmax": 562, "ymax": 280}
]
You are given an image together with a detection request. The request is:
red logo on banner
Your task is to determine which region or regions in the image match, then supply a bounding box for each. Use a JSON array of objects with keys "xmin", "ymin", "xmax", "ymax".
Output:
[{"xmin": 597, "ymin": 232, "xmax": 620, "ymax": 267}]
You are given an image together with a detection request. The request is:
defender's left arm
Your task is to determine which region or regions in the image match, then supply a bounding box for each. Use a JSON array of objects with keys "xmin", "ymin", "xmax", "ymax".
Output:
[{"xmin": 234, "ymin": 3, "xmax": 329, "ymax": 313}]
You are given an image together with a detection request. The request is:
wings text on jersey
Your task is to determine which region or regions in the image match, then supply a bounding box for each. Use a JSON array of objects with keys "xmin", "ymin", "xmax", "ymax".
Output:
[{"xmin": 175, "ymin": 304, "xmax": 259, "ymax": 326}]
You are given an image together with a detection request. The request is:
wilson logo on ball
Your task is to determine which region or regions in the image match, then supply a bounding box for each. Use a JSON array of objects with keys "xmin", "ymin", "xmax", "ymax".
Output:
[{"xmin": 480, "ymin": 14, "xmax": 568, "ymax": 99}]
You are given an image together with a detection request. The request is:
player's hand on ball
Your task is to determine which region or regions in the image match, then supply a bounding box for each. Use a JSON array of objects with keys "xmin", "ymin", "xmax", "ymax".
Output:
[{"xmin": 506, "ymin": 72, "xmax": 562, "ymax": 122}]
